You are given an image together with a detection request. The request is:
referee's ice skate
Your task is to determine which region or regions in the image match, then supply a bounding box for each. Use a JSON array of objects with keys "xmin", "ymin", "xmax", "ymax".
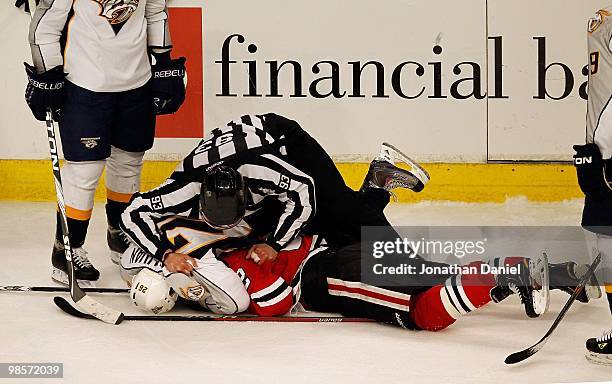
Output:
[{"xmin": 361, "ymin": 142, "xmax": 430, "ymax": 193}]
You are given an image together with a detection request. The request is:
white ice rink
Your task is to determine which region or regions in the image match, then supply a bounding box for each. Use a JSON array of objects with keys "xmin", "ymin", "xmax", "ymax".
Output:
[{"xmin": 1, "ymin": 199, "xmax": 611, "ymax": 384}]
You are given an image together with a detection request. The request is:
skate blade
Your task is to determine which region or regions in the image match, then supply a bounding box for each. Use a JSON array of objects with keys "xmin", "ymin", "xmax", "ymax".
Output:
[
  {"xmin": 109, "ymin": 250, "xmax": 121, "ymax": 265},
  {"xmin": 530, "ymin": 252, "xmax": 550, "ymax": 316},
  {"xmin": 52, "ymin": 268, "xmax": 97, "ymax": 288},
  {"xmin": 381, "ymin": 142, "xmax": 430, "ymax": 185},
  {"xmin": 586, "ymin": 284, "xmax": 603, "ymax": 300},
  {"xmin": 586, "ymin": 351, "xmax": 612, "ymax": 366},
  {"xmin": 574, "ymin": 264, "xmax": 603, "ymax": 300}
]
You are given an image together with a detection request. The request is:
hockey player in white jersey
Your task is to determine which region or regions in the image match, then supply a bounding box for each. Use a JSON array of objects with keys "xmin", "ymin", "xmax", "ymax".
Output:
[
  {"xmin": 573, "ymin": 6, "xmax": 612, "ymax": 366},
  {"xmin": 20, "ymin": 0, "xmax": 187, "ymax": 285}
]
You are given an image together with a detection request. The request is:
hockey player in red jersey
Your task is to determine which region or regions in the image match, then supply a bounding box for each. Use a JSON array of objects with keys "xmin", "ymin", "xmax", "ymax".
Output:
[
  {"xmin": 122, "ymin": 220, "xmax": 551, "ymax": 330},
  {"xmin": 120, "ymin": 187, "xmax": 599, "ymax": 329},
  {"xmin": 222, "ymin": 235, "xmax": 317, "ymax": 316}
]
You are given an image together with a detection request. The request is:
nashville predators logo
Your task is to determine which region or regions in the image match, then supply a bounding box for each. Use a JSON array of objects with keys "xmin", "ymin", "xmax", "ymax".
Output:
[
  {"xmin": 588, "ymin": 9, "xmax": 611, "ymax": 33},
  {"xmin": 599, "ymin": 342, "xmax": 608, "ymax": 350},
  {"xmin": 92, "ymin": 0, "xmax": 139, "ymax": 34}
]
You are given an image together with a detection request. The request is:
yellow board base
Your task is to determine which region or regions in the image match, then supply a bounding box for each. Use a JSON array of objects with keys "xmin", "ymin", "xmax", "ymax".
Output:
[{"xmin": 0, "ymin": 160, "xmax": 582, "ymax": 203}]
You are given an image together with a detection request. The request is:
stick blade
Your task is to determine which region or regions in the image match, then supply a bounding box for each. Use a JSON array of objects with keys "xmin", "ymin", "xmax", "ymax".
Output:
[
  {"xmin": 54, "ymin": 296, "xmax": 124, "ymax": 325},
  {"xmin": 505, "ymin": 347, "xmax": 537, "ymax": 365}
]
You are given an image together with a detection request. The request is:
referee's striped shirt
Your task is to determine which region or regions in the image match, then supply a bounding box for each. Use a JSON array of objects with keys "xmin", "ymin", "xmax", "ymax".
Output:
[{"xmin": 119, "ymin": 114, "xmax": 316, "ymax": 260}]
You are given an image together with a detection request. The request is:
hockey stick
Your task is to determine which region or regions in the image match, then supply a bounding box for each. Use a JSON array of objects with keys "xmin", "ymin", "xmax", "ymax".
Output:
[
  {"xmin": 26, "ymin": 0, "xmax": 123, "ymax": 325},
  {"xmin": 54, "ymin": 297, "xmax": 377, "ymax": 323},
  {"xmin": 45, "ymin": 112, "xmax": 124, "ymax": 324},
  {"xmin": 504, "ymin": 251, "xmax": 602, "ymax": 364},
  {"xmin": 0, "ymin": 285, "xmax": 129, "ymax": 293}
]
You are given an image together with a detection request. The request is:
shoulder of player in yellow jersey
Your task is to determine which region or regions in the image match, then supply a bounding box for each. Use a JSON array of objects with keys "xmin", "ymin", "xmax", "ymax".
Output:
[{"xmin": 588, "ymin": 8, "xmax": 612, "ymax": 33}]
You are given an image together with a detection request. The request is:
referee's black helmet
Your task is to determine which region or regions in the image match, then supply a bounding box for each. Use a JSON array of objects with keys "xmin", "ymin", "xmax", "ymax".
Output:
[{"xmin": 200, "ymin": 165, "xmax": 246, "ymax": 229}]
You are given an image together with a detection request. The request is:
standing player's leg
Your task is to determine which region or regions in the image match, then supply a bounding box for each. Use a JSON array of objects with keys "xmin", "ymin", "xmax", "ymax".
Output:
[
  {"xmin": 107, "ymin": 81, "xmax": 155, "ymax": 264},
  {"xmin": 584, "ymin": 232, "xmax": 612, "ymax": 365},
  {"xmin": 105, "ymin": 146, "xmax": 145, "ymax": 264},
  {"xmin": 51, "ymin": 82, "xmax": 115, "ymax": 284}
]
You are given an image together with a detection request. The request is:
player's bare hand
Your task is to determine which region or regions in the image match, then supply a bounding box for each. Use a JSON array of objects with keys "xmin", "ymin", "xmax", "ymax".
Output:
[
  {"xmin": 164, "ymin": 252, "xmax": 198, "ymax": 275},
  {"xmin": 246, "ymin": 244, "xmax": 278, "ymax": 265}
]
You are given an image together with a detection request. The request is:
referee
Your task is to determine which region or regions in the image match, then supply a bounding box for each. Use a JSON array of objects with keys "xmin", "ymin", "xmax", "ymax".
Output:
[{"xmin": 120, "ymin": 113, "xmax": 425, "ymax": 273}]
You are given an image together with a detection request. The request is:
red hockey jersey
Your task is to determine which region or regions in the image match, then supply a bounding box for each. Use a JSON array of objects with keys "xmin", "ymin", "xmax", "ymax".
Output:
[{"xmin": 222, "ymin": 235, "xmax": 317, "ymax": 316}]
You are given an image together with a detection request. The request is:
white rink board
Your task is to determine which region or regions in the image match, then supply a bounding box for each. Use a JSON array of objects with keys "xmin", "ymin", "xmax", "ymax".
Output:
[
  {"xmin": 200, "ymin": 0, "xmax": 487, "ymax": 162},
  {"xmin": 0, "ymin": 0, "xmax": 609, "ymax": 162},
  {"xmin": 487, "ymin": 0, "xmax": 611, "ymax": 161}
]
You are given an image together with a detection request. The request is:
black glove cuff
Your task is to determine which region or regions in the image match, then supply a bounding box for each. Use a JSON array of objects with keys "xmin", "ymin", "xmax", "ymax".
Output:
[
  {"xmin": 24, "ymin": 63, "xmax": 66, "ymax": 87},
  {"xmin": 264, "ymin": 237, "xmax": 284, "ymax": 252},
  {"xmin": 151, "ymin": 51, "xmax": 172, "ymax": 66},
  {"xmin": 573, "ymin": 143, "xmax": 603, "ymax": 165}
]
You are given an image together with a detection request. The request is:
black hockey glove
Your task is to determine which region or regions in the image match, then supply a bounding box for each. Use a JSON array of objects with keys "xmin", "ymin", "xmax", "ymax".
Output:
[
  {"xmin": 15, "ymin": 0, "xmax": 35, "ymax": 13},
  {"xmin": 24, "ymin": 63, "xmax": 67, "ymax": 121},
  {"xmin": 151, "ymin": 54, "xmax": 187, "ymax": 115},
  {"xmin": 15, "ymin": 0, "xmax": 40, "ymax": 13},
  {"xmin": 573, "ymin": 143, "xmax": 612, "ymax": 198}
]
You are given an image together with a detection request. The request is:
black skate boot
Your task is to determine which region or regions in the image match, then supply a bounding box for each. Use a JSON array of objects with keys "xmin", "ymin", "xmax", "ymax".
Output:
[
  {"xmin": 52, "ymin": 239, "xmax": 100, "ymax": 285},
  {"xmin": 550, "ymin": 261, "xmax": 602, "ymax": 303},
  {"xmin": 586, "ymin": 329, "xmax": 612, "ymax": 366},
  {"xmin": 494, "ymin": 253, "xmax": 550, "ymax": 318},
  {"xmin": 360, "ymin": 142, "xmax": 430, "ymax": 193},
  {"xmin": 107, "ymin": 226, "xmax": 130, "ymax": 265}
]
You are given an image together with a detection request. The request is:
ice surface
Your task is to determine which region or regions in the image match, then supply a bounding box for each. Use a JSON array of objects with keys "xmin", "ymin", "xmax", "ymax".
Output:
[{"xmin": 1, "ymin": 200, "xmax": 610, "ymax": 384}]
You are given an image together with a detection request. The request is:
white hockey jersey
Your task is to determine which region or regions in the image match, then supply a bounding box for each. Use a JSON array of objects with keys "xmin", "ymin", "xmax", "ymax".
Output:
[
  {"xmin": 28, "ymin": 0, "xmax": 172, "ymax": 92},
  {"xmin": 586, "ymin": 6, "xmax": 612, "ymax": 158}
]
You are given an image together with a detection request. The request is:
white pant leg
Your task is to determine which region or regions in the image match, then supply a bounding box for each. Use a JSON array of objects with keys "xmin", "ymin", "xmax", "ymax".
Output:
[
  {"xmin": 584, "ymin": 230, "xmax": 612, "ymax": 286},
  {"xmin": 192, "ymin": 251, "xmax": 250, "ymax": 315},
  {"xmin": 120, "ymin": 244, "xmax": 164, "ymax": 285}
]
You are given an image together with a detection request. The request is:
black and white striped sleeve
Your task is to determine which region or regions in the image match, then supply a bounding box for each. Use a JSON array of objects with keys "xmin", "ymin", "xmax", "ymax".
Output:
[
  {"xmin": 119, "ymin": 179, "xmax": 201, "ymax": 260},
  {"xmin": 28, "ymin": 0, "xmax": 73, "ymax": 72},
  {"xmin": 238, "ymin": 153, "xmax": 316, "ymax": 251},
  {"xmin": 145, "ymin": 0, "xmax": 172, "ymax": 51}
]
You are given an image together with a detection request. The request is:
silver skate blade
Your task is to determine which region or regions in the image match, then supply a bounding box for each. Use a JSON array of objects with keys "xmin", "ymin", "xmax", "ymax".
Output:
[
  {"xmin": 574, "ymin": 263, "xmax": 603, "ymax": 300},
  {"xmin": 531, "ymin": 252, "xmax": 550, "ymax": 316},
  {"xmin": 381, "ymin": 142, "xmax": 430, "ymax": 185},
  {"xmin": 585, "ymin": 285, "xmax": 603, "ymax": 300},
  {"xmin": 586, "ymin": 351, "xmax": 612, "ymax": 366},
  {"xmin": 109, "ymin": 250, "xmax": 121, "ymax": 265},
  {"xmin": 51, "ymin": 268, "xmax": 97, "ymax": 288}
]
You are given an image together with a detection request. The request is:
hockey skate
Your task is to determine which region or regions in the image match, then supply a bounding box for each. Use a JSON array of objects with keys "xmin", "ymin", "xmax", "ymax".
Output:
[
  {"xmin": 493, "ymin": 260, "xmax": 601, "ymax": 304},
  {"xmin": 51, "ymin": 239, "xmax": 100, "ymax": 286},
  {"xmin": 494, "ymin": 253, "xmax": 550, "ymax": 318},
  {"xmin": 360, "ymin": 142, "xmax": 430, "ymax": 193},
  {"xmin": 107, "ymin": 226, "xmax": 130, "ymax": 265},
  {"xmin": 586, "ymin": 329, "xmax": 612, "ymax": 366},
  {"xmin": 550, "ymin": 261, "xmax": 602, "ymax": 303}
]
